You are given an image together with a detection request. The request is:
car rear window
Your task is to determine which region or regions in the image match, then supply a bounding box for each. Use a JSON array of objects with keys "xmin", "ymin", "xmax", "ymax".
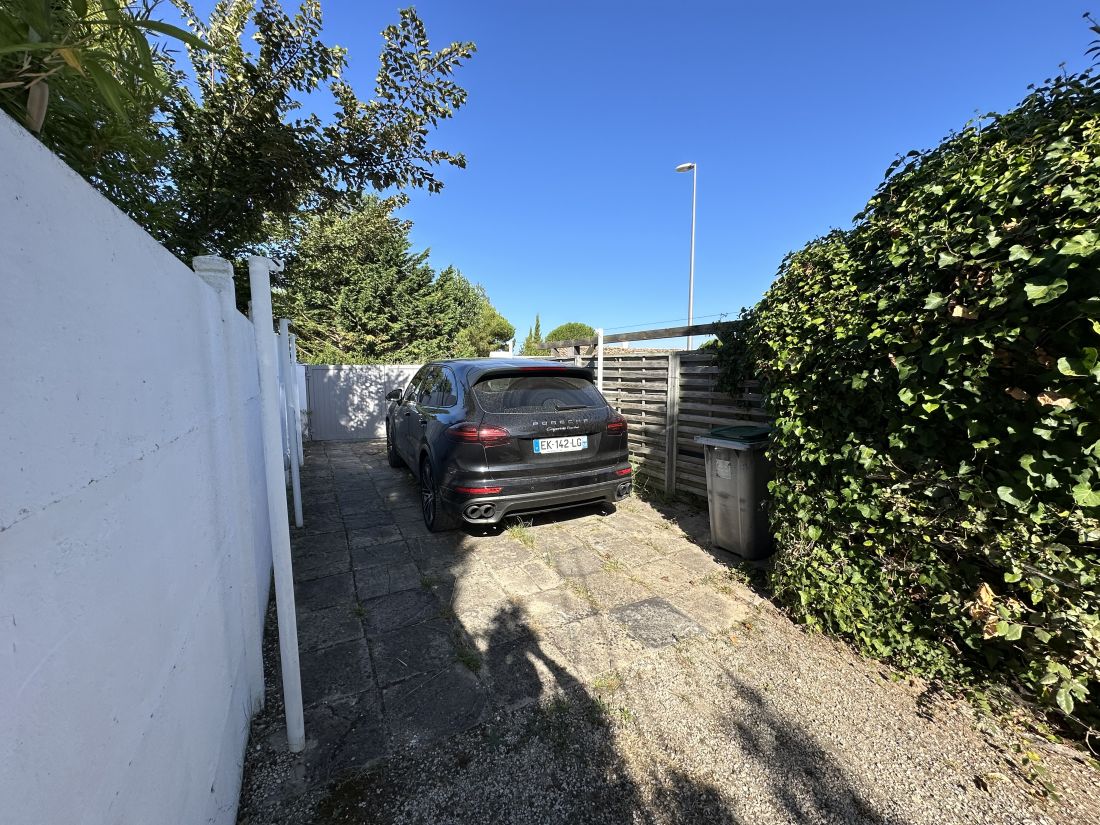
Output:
[{"xmin": 473, "ymin": 373, "xmax": 604, "ymax": 413}]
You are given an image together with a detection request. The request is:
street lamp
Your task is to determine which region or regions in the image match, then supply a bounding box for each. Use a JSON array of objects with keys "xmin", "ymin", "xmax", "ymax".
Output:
[{"xmin": 675, "ymin": 162, "xmax": 697, "ymax": 349}]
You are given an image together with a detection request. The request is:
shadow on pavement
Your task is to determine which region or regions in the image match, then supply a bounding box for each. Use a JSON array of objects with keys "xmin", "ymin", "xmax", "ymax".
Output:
[{"xmin": 237, "ymin": 440, "xmax": 896, "ymax": 825}]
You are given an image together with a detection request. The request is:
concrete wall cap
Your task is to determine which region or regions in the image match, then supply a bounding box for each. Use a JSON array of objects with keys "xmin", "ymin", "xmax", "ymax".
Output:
[{"xmin": 192, "ymin": 255, "xmax": 235, "ymax": 292}]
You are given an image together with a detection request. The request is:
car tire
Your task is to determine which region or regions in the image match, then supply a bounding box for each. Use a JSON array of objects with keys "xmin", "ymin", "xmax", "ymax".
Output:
[
  {"xmin": 419, "ymin": 457, "xmax": 456, "ymax": 532},
  {"xmin": 386, "ymin": 423, "xmax": 402, "ymax": 468}
]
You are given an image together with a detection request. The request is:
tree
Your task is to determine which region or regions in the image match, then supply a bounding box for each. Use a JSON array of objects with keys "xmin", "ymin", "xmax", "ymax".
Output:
[
  {"xmin": 455, "ymin": 302, "xmax": 514, "ymax": 357},
  {"xmin": 2, "ymin": 1, "xmax": 475, "ymax": 262},
  {"xmin": 520, "ymin": 314, "xmax": 546, "ymax": 355},
  {"xmin": 0, "ymin": 1, "xmax": 205, "ymax": 224},
  {"xmin": 275, "ymin": 197, "xmax": 504, "ymax": 363},
  {"xmin": 544, "ymin": 322, "xmax": 595, "ymax": 345},
  {"xmin": 158, "ymin": 0, "xmax": 475, "ymax": 259}
]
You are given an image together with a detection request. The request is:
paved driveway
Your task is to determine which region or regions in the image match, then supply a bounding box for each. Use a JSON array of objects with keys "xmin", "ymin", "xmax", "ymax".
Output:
[
  {"xmin": 237, "ymin": 441, "xmax": 1098, "ymax": 825},
  {"xmin": 238, "ymin": 439, "xmax": 751, "ymax": 816}
]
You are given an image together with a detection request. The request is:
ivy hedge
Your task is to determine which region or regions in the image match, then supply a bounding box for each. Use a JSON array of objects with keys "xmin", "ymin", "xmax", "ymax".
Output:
[{"xmin": 717, "ymin": 69, "xmax": 1100, "ymax": 729}]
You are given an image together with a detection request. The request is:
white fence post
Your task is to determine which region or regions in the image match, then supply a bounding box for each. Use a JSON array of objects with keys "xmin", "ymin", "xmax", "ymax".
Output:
[
  {"xmin": 596, "ymin": 327, "xmax": 604, "ymax": 392},
  {"xmin": 289, "ymin": 333, "xmax": 305, "ymax": 464},
  {"xmin": 248, "ymin": 256, "xmax": 305, "ymax": 753},
  {"xmin": 192, "ymin": 255, "xmax": 265, "ymax": 713},
  {"xmin": 280, "ymin": 319, "xmax": 304, "ymax": 528}
]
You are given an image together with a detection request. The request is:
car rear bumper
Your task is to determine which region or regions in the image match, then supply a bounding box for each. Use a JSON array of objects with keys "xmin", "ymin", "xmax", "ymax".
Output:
[{"xmin": 442, "ymin": 471, "xmax": 632, "ymax": 525}]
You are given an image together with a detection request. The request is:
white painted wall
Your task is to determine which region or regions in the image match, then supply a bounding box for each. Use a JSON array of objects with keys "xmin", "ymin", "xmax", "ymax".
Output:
[{"xmin": 0, "ymin": 112, "xmax": 272, "ymax": 824}]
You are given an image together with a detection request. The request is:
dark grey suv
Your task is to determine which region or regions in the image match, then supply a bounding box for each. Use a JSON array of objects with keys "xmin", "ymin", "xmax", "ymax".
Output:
[{"xmin": 384, "ymin": 359, "xmax": 632, "ymax": 531}]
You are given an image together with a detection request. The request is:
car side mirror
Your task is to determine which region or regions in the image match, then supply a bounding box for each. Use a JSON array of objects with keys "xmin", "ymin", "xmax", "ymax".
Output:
[{"xmin": 386, "ymin": 389, "xmax": 402, "ymax": 402}]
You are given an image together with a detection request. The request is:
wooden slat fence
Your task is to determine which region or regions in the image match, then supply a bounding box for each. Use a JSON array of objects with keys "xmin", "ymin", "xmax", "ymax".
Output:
[{"xmin": 559, "ymin": 352, "xmax": 769, "ymax": 497}]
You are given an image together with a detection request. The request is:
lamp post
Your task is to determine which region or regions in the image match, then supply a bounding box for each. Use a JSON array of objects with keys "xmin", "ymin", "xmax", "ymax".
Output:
[{"xmin": 675, "ymin": 162, "xmax": 697, "ymax": 349}]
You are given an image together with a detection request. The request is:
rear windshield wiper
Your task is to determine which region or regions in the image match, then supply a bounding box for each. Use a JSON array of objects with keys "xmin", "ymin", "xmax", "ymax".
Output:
[{"xmin": 554, "ymin": 403, "xmax": 590, "ymax": 411}]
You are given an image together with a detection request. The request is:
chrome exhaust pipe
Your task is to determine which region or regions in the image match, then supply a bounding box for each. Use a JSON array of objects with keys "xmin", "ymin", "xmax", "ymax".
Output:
[{"xmin": 464, "ymin": 503, "xmax": 497, "ymax": 521}]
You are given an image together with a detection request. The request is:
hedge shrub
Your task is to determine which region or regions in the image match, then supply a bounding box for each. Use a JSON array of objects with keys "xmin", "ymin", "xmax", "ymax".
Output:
[{"xmin": 719, "ymin": 70, "xmax": 1100, "ymax": 727}]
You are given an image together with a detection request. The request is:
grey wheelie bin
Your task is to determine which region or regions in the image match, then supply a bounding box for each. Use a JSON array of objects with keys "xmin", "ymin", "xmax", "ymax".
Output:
[{"xmin": 694, "ymin": 425, "xmax": 773, "ymax": 559}]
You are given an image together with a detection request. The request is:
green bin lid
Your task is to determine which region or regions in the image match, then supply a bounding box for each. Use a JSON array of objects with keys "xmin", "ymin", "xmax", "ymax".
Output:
[{"xmin": 708, "ymin": 425, "xmax": 770, "ymax": 443}]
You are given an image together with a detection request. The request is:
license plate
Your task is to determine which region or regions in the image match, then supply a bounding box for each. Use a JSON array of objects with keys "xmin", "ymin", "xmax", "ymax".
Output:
[{"xmin": 533, "ymin": 435, "xmax": 588, "ymax": 454}]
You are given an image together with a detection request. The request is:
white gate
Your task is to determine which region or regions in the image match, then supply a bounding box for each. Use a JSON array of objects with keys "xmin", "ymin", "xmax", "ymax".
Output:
[{"xmin": 305, "ymin": 364, "xmax": 420, "ymax": 440}]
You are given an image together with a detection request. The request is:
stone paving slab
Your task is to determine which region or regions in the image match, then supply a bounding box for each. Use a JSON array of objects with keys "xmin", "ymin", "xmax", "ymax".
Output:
[
  {"xmin": 553, "ymin": 545, "xmax": 606, "ymax": 577},
  {"xmin": 302, "ymin": 692, "xmax": 385, "ymax": 783},
  {"xmin": 361, "ymin": 587, "xmax": 441, "ymax": 637},
  {"xmin": 348, "ymin": 524, "xmax": 403, "ymax": 548},
  {"xmin": 610, "ymin": 596, "xmax": 707, "ymax": 649},
  {"xmin": 635, "ymin": 556, "xmax": 704, "ymax": 595},
  {"xmin": 297, "ymin": 604, "xmax": 364, "ymax": 652},
  {"xmin": 294, "ymin": 571, "xmax": 355, "ymax": 613},
  {"xmin": 520, "ymin": 586, "xmax": 596, "ymax": 630},
  {"xmin": 489, "ymin": 562, "xmax": 552, "ymax": 596},
  {"xmin": 484, "ymin": 635, "xmax": 578, "ymax": 709},
  {"xmin": 354, "ymin": 561, "xmax": 421, "ymax": 600},
  {"xmin": 371, "ymin": 617, "xmax": 458, "ymax": 687},
  {"xmin": 293, "ymin": 547, "xmax": 351, "ymax": 584},
  {"xmin": 667, "ymin": 586, "xmax": 751, "ymax": 634},
  {"xmin": 543, "ymin": 612, "xmax": 646, "ymax": 682},
  {"xmin": 572, "ymin": 569, "xmax": 653, "ymax": 610},
  {"xmin": 350, "ymin": 538, "xmax": 412, "ymax": 569},
  {"xmin": 478, "ymin": 537, "xmax": 536, "ymax": 570},
  {"xmin": 382, "ymin": 663, "xmax": 488, "ymax": 749},
  {"xmin": 299, "ymin": 638, "xmax": 373, "ymax": 706}
]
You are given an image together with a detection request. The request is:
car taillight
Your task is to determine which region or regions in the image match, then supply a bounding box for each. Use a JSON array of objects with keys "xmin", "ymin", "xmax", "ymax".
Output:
[
  {"xmin": 606, "ymin": 413, "xmax": 627, "ymax": 435},
  {"xmin": 454, "ymin": 485, "xmax": 503, "ymax": 495},
  {"xmin": 446, "ymin": 422, "xmax": 511, "ymax": 446},
  {"xmin": 614, "ymin": 467, "xmax": 632, "ymax": 476}
]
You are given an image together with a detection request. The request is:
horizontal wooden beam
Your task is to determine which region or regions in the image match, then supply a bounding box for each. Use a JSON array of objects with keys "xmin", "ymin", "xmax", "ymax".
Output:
[{"xmin": 541, "ymin": 321, "xmax": 730, "ymax": 351}]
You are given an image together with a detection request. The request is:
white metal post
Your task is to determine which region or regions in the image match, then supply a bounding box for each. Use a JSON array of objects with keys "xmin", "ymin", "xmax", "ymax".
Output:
[
  {"xmin": 248, "ymin": 256, "xmax": 305, "ymax": 753},
  {"xmin": 687, "ymin": 164, "xmax": 697, "ymax": 349},
  {"xmin": 596, "ymin": 327, "xmax": 605, "ymax": 392},
  {"xmin": 289, "ymin": 333, "xmax": 305, "ymax": 465},
  {"xmin": 280, "ymin": 319, "xmax": 304, "ymax": 528},
  {"xmin": 676, "ymin": 162, "xmax": 698, "ymax": 350}
]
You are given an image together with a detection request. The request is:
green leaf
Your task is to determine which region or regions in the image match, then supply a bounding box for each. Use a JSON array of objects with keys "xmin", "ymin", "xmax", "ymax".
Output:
[
  {"xmin": 894, "ymin": 356, "xmax": 916, "ymax": 380},
  {"xmin": 132, "ymin": 19, "xmax": 210, "ymax": 51},
  {"xmin": 1056, "ymin": 348, "xmax": 1098, "ymax": 378},
  {"xmin": 937, "ymin": 251, "xmax": 960, "ymax": 267},
  {"xmin": 1071, "ymin": 481, "xmax": 1100, "ymax": 508},
  {"xmin": 1007, "ymin": 244, "xmax": 1033, "ymax": 261},
  {"xmin": 82, "ymin": 58, "xmax": 129, "ymax": 116},
  {"xmin": 924, "ymin": 293, "xmax": 947, "ymax": 310},
  {"xmin": 1004, "ymin": 624, "xmax": 1023, "ymax": 641},
  {"xmin": 1055, "ymin": 687, "xmax": 1074, "ymax": 715},
  {"xmin": 997, "ymin": 486, "xmax": 1032, "ymax": 509},
  {"xmin": 1024, "ymin": 278, "xmax": 1068, "ymax": 306},
  {"xmin": 1058, "ymin": 230, "xmax": 1099, "ymax": 256}
]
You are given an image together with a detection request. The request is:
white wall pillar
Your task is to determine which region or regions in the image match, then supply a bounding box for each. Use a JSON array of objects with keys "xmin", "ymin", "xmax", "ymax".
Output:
[
  {"xmin": 248, "ymin": 256, "xmax": 305, "ymax": 753},
  {"xmin": 289, "ymin": 333, "xmax": 305, "ymax": 464},
  {"xmin": 192, "ymin": 255, "xmax": 265, "ymax": 713},
  {"xmin": 279, "ymin": 319, "xmax": 303, "ymax": 528}
]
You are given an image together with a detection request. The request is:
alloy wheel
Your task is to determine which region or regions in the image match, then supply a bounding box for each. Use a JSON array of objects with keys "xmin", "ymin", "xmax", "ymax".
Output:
[{"xmin": 421, "ymin": 462, "xmax": 435, "ymax": 528}]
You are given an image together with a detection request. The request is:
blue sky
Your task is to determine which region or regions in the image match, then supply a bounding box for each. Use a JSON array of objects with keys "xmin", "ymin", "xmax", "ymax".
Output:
[{"xmin": 255, "ymin": 2, "xmax": 1096, "ymax": 346}]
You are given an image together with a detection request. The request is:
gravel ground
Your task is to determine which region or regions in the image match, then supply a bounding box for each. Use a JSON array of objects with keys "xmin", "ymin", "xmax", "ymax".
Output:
[{"xmin": 241, "ymin": 593, "xmax": 1099, "ymax": 825}]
